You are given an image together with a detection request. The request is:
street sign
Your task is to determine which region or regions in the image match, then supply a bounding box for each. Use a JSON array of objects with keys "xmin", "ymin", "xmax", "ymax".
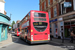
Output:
[
  {"xmin": 64, "ymin": 2, "xmax": 72, "ymax": 8},
  {"xmin": 50, "ymin": 19, "xmax": 57, "ymax": 23}
]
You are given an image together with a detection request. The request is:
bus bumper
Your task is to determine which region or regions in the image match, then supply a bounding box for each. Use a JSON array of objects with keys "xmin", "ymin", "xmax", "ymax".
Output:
[{"xmin": 28, "ymin": 40, "xmax": 50, "ymax": 44}]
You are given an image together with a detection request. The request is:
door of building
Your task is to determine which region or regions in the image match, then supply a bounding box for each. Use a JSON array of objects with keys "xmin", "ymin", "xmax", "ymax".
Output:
[{"xmin": 1, "ymin": 26, "xmax": 6, "ymax": 41}]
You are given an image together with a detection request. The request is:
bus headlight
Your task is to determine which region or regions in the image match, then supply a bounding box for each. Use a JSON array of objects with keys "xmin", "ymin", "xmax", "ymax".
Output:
[{"xmin": 31, "ymin": 35, "xmax": 33, "ymax": 41}]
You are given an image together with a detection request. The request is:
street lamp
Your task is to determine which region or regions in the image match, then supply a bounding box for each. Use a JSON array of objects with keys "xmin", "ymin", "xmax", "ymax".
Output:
[
  {"xmin": 10, "ymin": 13, "xmax": 12, "ymax": 31},
  {"xmin": 10, "ymin": 13, "xmax": 12, "ymax": 24}
]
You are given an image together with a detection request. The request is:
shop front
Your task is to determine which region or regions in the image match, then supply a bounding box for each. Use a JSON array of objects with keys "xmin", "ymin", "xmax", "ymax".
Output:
[
  {"xmin": 50, "ymin": 19, "xmax": 58, "ymax": 38},
  {"xmin": 64, "ymin": 14, "xmax": 75, "ymax": 38},
  {"xmin": 0, "ymin": 13, "xmax": 10, "ymax": 42},
  {"xmin": 50, "ymin": 11, "xmax": 75, "ymax": 39}
]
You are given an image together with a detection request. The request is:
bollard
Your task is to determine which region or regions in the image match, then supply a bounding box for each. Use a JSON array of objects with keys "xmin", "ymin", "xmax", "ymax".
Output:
[
  {"xmin": 61, "ymin": 32, "xmax": 64, "ymax": 43},
  {"xmin": 50, "ymin": 35, "xmax": 52, "ymax": 41},
  {"xmin": 62, "ymin": 36, "xmax": 64, "ymax": 43}
]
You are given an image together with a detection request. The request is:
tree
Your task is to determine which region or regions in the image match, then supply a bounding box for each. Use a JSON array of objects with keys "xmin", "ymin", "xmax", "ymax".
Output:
[{"xmin": 11, "ymin": 21, "xmax": 15, "ymax": 28}]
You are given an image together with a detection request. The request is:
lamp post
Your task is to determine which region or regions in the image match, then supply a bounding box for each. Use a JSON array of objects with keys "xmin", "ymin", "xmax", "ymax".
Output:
[
  {"xmin": 10, "ymin": 13, "xmax": 12, "ymax": 23},
  {"xmin": 10, "ymin": 13, "xmax": 12, "ymax": 31}
]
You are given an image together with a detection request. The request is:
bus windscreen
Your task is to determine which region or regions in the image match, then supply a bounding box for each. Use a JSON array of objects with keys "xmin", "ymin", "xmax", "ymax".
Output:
[{"xmin": 33, "ymin": 22, "xmax": 47, "ymax": 32}]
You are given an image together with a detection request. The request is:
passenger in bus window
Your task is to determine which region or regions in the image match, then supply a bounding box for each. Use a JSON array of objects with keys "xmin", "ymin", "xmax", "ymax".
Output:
[{"xmin": 27, "ymin": 28, "xmax": 28, "ymax": 33}]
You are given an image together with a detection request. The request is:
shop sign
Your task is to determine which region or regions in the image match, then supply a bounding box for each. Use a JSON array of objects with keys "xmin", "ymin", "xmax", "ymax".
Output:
[
  {"xmin": 63, "ymin": 14, "xmax": 75, "ymax": 20},
  {"xmin": 49, "ymin": 19, "xmax": 57, "ymax": 23},
  {"xmin": 58, "ymin": 18, "xmax": 63, "ymax": 21},
  {"xmin": 64, "ymin": 2, "xmax": 72, "ymax": 8},
  {"xmin": 68, "ymin": 14, "xmax": 75, "ymax": 17}
]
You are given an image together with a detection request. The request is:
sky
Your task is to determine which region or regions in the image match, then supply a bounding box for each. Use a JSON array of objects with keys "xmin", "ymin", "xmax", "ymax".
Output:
[{"xmin": 5, "ymin": 0, "xmax": 39, "ymax": 23}]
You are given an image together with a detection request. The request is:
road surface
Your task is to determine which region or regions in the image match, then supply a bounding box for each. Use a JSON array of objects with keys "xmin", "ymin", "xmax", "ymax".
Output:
[{"xmin": 0, "ymin": 38, "xmax": 68, "ymax": 50}]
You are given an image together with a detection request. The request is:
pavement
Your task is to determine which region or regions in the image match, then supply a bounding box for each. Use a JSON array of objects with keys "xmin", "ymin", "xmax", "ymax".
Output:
[
  {"xmin": 0, "ymin": 33, "xmax": 12, "ymax": 48},
  {"xmin": 0, "ymin": 38, "xmax": 68, "ymax": 50},
  {"xmin": 0, "ymin": 33, "xmax": 75, "ymax": 50},
  {"xmin": 0, "ymin": 33, "xmax": 19, "ymax": 48},
  {"xmin": 50, "ymin": 38, "xmax": 75, "ymax": 46},
  {"xmin": 50, "ymin": 38, "xmax": 75, "ymax": 50}
]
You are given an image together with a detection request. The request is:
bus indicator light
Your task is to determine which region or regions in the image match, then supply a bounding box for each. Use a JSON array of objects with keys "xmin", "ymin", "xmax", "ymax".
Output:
[{"xmin": 31, "ymin": 30, "xmax": 33, "ymax": 32}]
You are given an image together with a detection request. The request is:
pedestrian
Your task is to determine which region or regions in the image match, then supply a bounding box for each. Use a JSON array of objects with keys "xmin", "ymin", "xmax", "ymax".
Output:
[{"xmin": 70, "ymin": 31, "xmax": 75, "ymax": 43}]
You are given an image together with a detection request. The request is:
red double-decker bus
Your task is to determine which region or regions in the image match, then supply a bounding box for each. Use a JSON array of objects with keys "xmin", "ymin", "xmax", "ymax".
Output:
[
  {"xmin": 15, "ymin": 28, "xmax": 20, "ymax": 36},
  {"xmin": 19, "ymin": 10, "xmax": 50, "ymax": 44}
]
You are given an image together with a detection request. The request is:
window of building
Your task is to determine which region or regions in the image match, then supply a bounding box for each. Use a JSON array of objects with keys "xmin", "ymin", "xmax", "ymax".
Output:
[
  {"xmin": 40, "ymin": 0, "xmax": 42, "ymax": 2},
  {"xmin": 41, "ymin": 6, "xmax": 42, "ymax": 11},
  {"xmin": 53, "ymin": 0, "xmax": 55, "ymax": 1},
  {"xmin": 44, "ymin": 1, "xmax": 46, "ymax": 9},
  {"xmin": 53, "ymin": 0, "xmax": 56, "ymax": 3},
  {"xmin": 54, "ymin": 23, "xmax": 58, "ymax": 37},
  {"xmin": 48, "ymin": 0, "xmax": 50, "ymax": 5},
  {"xmin": 54, "ymin": 7, "xmax": 57, "ymax": 17},
  {"xmin": 48, "ymin": 11, "xmax": 51, "ymax": 18},
  {"xmin": 59, "ymin": 0, "xmax": 62, "ymax": 2},
  {"xmin": 61, "ymin": 4, "xmax": 66, "ymax": 14}
]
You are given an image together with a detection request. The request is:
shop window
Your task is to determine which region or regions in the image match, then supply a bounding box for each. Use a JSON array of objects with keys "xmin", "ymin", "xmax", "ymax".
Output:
[
  {"xmin": 64, "ymin": 22, "xmax": 70, "ymax": 25},
  {"xmin": 54, "ymin": 23, "xmax": 57, "ymax": 28},
  {"xmin": 54, "ymin": 23, "xmax": 58, "ymax": 37},
  {"xmin": 71, "ymin": 21, "xmax": 75, "ymax": 25}
]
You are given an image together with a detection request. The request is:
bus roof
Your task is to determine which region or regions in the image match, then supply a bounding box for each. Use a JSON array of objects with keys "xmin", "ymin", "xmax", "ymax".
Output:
[{"xmin": 20, "ymin": 10, "xmax": 48, "ymax": 24}]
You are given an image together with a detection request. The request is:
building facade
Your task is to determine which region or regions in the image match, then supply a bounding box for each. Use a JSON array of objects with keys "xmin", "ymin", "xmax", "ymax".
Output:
[
  {"xmin": 0, "ymin": 13, "xmax": 10, "ymax": 42},
  {"xmin": 0, "ymin": 0, "xmax": 10, "ymax": 42},
  {"xmin": 39, "ymin": 0, "xmax": 75, "ymax": 38}
]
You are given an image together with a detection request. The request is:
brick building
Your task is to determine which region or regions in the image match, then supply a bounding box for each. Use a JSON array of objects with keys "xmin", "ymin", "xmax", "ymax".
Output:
[{"xmin": 39, "ymin": 0, "xmax": 75, "ymax": 38}]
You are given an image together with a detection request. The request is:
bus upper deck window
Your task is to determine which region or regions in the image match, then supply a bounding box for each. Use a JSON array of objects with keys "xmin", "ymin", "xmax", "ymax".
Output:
[{"xmin": 34, "ymin": 12, "xmax": 46, "ymax": 17}]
